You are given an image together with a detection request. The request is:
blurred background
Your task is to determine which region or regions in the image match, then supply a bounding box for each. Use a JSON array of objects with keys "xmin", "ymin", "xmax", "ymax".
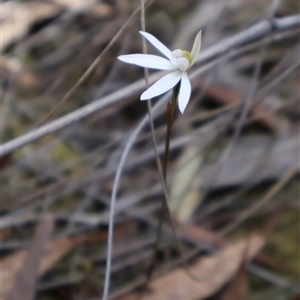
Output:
[{"xmin": 1, "ymin": 0, "xmax": 299, "ymax": 299}]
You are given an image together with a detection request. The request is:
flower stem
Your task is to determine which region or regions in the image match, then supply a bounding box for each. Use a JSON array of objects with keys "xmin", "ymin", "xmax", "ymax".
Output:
[
  {"xmin": 138, "ymin": 84, "xmax": 179, "ymax": 299},
  {"xmin": 163, "ymin": 83, "xmax": 179, "ymax": 179}
]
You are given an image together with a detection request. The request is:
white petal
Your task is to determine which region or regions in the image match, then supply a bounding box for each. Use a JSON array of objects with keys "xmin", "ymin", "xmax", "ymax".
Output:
[
  {"xmin": 190, "ymin": 30, "xmax": 202, "ymax": 66},
  {"xmin": 140, "ymin": 71, "xmax": 181, "ymax": 100},
  {"xmin": 139, "ymin": 31, "xmax": 172, "ymax": 60},
  {"xmin": 178, "ymin": 72, "xmax": 191, "ymax": 113},
  {"xmin": 118, "ymin": 54, "xmax": 176, "ymax": 70}
]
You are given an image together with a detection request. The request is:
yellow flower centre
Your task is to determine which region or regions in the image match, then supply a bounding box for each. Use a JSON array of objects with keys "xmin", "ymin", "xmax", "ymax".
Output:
[{"xmin": 181, "ymin": 50, "xmax": 192, "ymax": 64}]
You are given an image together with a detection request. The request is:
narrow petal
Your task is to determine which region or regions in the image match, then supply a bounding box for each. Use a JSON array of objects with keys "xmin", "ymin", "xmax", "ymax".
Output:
[
  {"xmin": 141, "ymin": 71, "xmax": 181, "ymax": 100},
  {"xmin": 190, "ymin": 30, "xmax": 202, "ymax": 66},
  {"xmin": 178, "ymin": 72, "xmax": 191, "ymax": 113},
  {"xmin": 118, "ymin": 54, "xmax": 176, "ymax": 70},
  {"xmin": 139, "ymin": 31, "xmax": 172, "ymax": 60}
]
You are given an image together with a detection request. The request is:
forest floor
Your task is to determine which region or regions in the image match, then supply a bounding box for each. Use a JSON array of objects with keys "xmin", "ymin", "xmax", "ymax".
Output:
[{"xmin": 1, "ymin": 0, "xmax": 299, "ymax": 299}]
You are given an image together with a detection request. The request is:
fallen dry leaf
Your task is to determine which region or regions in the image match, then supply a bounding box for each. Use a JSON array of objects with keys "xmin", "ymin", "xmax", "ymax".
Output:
[
  {"xmin": 170, "ymin": 145, "xmax": 203, "ymax": 223},
  {"xmin": 179, "ymin": 223, "xmax": 226, "ymax": 248},
  {"xmin": 118, "ymin": 234, "xmax": 265, "ymax": 300},
  {"xmin": 218, "ymin": 261, "xmax": 248, "ymax": 300},
  {"xmin": 1, "ymin": 2, "xmax": 62, "ymax": 51},
  {"xmin": 0, "ymin": 232, "xmax": 107, "ymax": 299},
  {"xmin": 5, "ymin": 215, "xmax": 54, "ymax": 300},
  {"xmin": 86, "ymin": 3, "xmax": 115, "ymax": 17}
]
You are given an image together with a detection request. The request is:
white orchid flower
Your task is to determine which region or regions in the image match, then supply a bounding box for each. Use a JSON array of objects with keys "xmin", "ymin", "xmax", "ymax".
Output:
[{"xmin": 118, "ymin": 31, "xmax": 202, "ymax": 113}]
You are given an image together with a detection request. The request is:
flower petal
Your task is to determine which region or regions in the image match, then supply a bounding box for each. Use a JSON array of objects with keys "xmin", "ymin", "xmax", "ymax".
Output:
[
  {"xmin": 178, "ymin": 72, "xmax": 191, "ymax": 113},
  {"xmin": 140, "ymin": 71, "xmax": 182, "ymax": 100},
  {"xmin": 118, "ymin": 54, "xmax": 176, "ymax": 70},
  {"xmin": 190, "ymin": 30, "xmax": 202, "ymax": 66},
  {"xmin": 139, "ymin": 31, "xmax": 172, "ymax": 60}
]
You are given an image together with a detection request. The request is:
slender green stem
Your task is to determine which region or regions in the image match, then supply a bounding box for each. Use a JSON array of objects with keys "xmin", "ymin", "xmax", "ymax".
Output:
[
  {"xmin": 137, "ymin": 84, "xmax": 179, "ymax": 299},
  {"xmin": 159, "ymin": 82, "xmax": 179, "ymax": 247},
  {"xmin": 163, "ymin": 84, "xmax": 179, "ymax": 179}
]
